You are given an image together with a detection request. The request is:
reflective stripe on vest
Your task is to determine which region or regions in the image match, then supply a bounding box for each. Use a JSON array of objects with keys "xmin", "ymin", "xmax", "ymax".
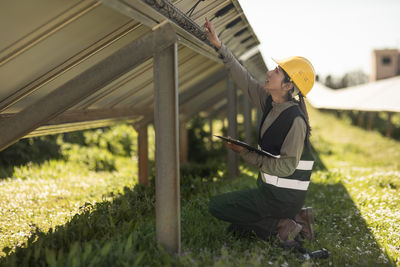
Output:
[
  {"xmin": 261, "ymin": 172, "xmax": 310, "ymax": 191},
  {"xmin": 296, "ymin": 160, "xmax": 314, "ymax": 170}
]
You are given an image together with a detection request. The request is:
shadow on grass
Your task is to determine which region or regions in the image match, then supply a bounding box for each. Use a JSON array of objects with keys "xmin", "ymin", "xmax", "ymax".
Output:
[
  {"xmin": 1, "ymin": 184, "xmax": 159, "ymax": 266},
  {"xmin": 305, "ymin": 181, "xmax": 392, "ymax": 266},
  {"xmin": 303, "ymin": 152, "xmax": 392, "ymax": 265},
  {"xmin": 310, "ymin": 143, "xmax": 327, "ymax": 171},
  {"xmin": 0, "ymin": 164, "xmax": 393, "ymax": 266},
  {"xmin": 0, "ymin": 160, "xmax": 227, "ymax": 266}
]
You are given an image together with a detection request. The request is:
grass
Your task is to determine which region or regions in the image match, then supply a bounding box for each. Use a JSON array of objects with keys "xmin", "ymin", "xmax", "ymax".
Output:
[
  {"xmin": 0, "ymin": 158, "xmax": 137, "ymax": 258},
  {"xmin": 307, "ymin": 105, "xmax": 400, "ymax": 265},
  {"xmin": 0, "ymin": 105, "xmax": 399, "ymax": 266}
]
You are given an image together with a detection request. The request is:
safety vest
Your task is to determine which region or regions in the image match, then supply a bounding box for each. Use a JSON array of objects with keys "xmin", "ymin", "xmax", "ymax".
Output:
[{"xmin": 257, "ymin": 96, "xmax": 314, "ymax": 203}]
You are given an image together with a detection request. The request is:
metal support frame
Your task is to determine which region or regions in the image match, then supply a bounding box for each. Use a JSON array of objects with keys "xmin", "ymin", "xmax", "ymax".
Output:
[
  {"xmin": 24, "ymin": 119, "xmax": 132, "ymax": 138},
  {"xmin": 47, "ymin": 108, "xmax": 149, "ymax": 125},
  {"xmin": 0, "ymin": 23, "xmax": 177, "ymax": 152},
  {"xmin": 357, "ymin": 111, "xmax": 365, "ymax": 128},
  {"xmin": 227, "ymin": 76, "xmax": 238, "ymax": 178},
  {"xmin": 154, "ymin": 42, "xmax": 180, "ymax": 254},
  {"xmin": 243, "ymin": 97, "xmax": 252, "ymax": 145},
  {"xmin": 138, "ymin": 124, "xmax": 149, "ymax": 186},
  {"xmin": 0, "ymin": 108, "xmax": 146, "ymax": 138},
  {"xmin": 367, "ymin": 112, "xmax": 376, "ymax": 131}
]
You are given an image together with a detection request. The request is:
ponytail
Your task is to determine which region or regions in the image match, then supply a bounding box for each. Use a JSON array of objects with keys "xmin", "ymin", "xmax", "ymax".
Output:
[
  {"xmin": 298, "ymin": 93, "xmax": 312, "ymax": 137},
  {"xmin": 288, "ymin": 88, "xmax": 312, "ymax": 138}
]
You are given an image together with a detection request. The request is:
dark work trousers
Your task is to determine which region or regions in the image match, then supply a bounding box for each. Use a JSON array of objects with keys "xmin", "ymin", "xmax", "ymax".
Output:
[{"xmin": 209, "ymin": 188, "xmax": 280, "ymax": 240}]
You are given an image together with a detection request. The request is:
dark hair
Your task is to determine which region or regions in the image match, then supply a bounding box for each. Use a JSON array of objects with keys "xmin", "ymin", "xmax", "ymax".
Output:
[
  {"xmin": 297, "ymin": 92, "xmax": 312, "ymax": 138},
  {"xmin": 281, "ymin": 68, "xmax": 292, "ymax": 83},
  {"xmin": 282, "ymin": 68, "xmax": 312, "ymax": 137}
]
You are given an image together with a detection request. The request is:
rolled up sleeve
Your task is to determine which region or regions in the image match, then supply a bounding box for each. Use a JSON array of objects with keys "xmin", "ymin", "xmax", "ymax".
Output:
[{"xmin": 218, "ymin": 44, "xmax": 269, "ymax": 112}]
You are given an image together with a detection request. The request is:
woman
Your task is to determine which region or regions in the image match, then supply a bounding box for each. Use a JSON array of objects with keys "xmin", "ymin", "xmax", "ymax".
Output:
[{"xmin": 205, "ymin": 18, "xmax": 315, "ymax": 244}]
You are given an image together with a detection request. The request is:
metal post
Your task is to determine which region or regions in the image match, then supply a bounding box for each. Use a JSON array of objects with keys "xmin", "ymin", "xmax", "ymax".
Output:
[
  {"xmin": 357, "ymin": 111, "xmax": 365, "ymax": 128},
  {"xmin": 180, "ymin": 117, "xmax": 188, "ymax": 164},
  {"xmin": 243, "ymin": 97, "xmax": 252, "ymax": 145},
  {"xmin": 153, "ymin": 42, "xmax": 180, "ymax": 254},
  {"xmin": 138, "ymin": 124, "xmax": 149, "ymax": 186},
  {"xmin": 367, "ymin": 112, "xmax": 376, "ymax": 131},
  {"xmin": 227, "ymin": 76, "xmax": 238, "ymax": 178}
]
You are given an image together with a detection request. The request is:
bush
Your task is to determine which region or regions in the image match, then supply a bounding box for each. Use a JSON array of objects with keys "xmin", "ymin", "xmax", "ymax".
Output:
[
  {"xmin": 82, "ymin": 125, "xmax": 137, "ymax": 157},
  {"xmin": 180, "ymin": 161, "xmax": 226, "ymax": 199},
  {"xmin": 187, "ymin": 116, "xmax": 225, "ymax": 162},
  {"xmin": 60, "ymin": 124, "xmax": 138, "ymax": 171},
  {"xmin": 60, "ymin": 143, "xmax": 116, "ymax": 172},
  {"xmin": 0, "ymin": 135, "xmax": 61, "ymax": 167}
]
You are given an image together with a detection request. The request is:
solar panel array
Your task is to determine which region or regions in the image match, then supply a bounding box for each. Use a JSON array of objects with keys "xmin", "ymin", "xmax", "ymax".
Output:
[{"xmin": 0, "ymin": 0, "xmax": 267, "ymax": 150}]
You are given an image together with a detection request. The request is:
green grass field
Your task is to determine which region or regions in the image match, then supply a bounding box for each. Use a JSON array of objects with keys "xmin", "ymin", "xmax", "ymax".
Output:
[{"xmin": 0, "ymin": 105, "xmax": 399, "ymax": 266}]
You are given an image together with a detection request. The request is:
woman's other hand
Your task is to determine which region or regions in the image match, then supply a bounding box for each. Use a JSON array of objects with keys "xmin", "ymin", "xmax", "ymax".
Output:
[
  {"xmin": 204, "ymin": 18, "xmax": 222, "ymax": 49},
  {"xmin": 226, "ymin": 142, "xmax": 244, "ymax": 153}
]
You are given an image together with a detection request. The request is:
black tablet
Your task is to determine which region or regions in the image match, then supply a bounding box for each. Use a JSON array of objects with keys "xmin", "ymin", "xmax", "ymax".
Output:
[{"xmin": 214, "ymin": 135, "xmax": 279, "ymax": 158}]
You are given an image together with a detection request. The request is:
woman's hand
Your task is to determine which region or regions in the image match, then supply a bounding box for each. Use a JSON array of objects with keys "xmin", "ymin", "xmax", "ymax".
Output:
[
  {"xmin": 226, "ymin": 141, "xmax": 244, "ymax": 153},
  {"xmin": 204, "ymin": 18, "xmax": 222, "ymax": 49}
]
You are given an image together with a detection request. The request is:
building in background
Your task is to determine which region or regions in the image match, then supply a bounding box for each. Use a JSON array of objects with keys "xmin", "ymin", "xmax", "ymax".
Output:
[{"xmin": 370, "ymin": 49, "xmax": 400, "ymax": 81}]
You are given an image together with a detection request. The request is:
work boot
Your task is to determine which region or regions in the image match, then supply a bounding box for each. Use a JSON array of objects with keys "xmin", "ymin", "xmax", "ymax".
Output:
[
  {"xmin": 295, "ymin": 207, "xmax": 315, "ymax": 241},
  {"xmin": 277, "ymin": 219, "xmax": 302, "ymax": 243}
]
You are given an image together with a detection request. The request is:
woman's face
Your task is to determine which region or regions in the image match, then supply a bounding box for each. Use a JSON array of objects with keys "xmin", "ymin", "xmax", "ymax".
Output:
[{"xmin": 263, "ymin": 66, "xmax": 287, "ymax": 94}]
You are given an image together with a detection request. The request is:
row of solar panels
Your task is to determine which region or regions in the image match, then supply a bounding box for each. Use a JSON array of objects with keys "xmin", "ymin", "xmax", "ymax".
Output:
[
  {"xmin": 308, "ymin": 76, "xmax": 400, "ymax": 112},
  {"xmin": 0, "ymin": 0, "xmax": 267, "ymax": 151}
]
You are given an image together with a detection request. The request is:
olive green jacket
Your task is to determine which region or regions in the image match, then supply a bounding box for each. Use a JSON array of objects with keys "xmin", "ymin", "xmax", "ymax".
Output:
[{"xmin": 217, "ymin": 44, "xmax": 307, "ymax": 177}]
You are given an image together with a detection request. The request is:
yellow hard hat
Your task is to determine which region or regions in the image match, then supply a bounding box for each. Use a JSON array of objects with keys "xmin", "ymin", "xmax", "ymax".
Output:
[{"xmin": 273, "ymin": 56, "xmax": 315, "ymax": 96}]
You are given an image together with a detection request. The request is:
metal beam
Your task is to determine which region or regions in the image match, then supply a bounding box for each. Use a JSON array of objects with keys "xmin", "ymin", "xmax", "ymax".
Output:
[
  {"xmin": 50, "ymin": 108, "xmax": 148, "ymax": 125},
  {"xmin": 24, "ymin": 119, "xmax": 133, "ymax": 138},
  {"xmin": 227, "ymin": 76, "xmax": 238, "ymax": 178},
  {"xmin": 0, "ymin": 23, "xmax": 177, "ymax": 152},
  {"xmin": 0, "ymin": 108, "xmax": 150, "ymax": 126},
  {"xmin": 154, "ymin": 42, "xmax": 180, "ymax": 254}
]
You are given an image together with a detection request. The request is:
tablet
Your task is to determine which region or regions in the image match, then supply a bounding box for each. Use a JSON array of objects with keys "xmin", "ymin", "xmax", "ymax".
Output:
[{"xmin": 214, "ymin": 135, "xmax": 279, "ymax": 158}]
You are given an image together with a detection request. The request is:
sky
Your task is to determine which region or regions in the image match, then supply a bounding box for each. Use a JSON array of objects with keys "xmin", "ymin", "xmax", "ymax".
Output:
[{"xmin": 237, "ymin": 0, "xmax": 400, "ymax": 77}]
